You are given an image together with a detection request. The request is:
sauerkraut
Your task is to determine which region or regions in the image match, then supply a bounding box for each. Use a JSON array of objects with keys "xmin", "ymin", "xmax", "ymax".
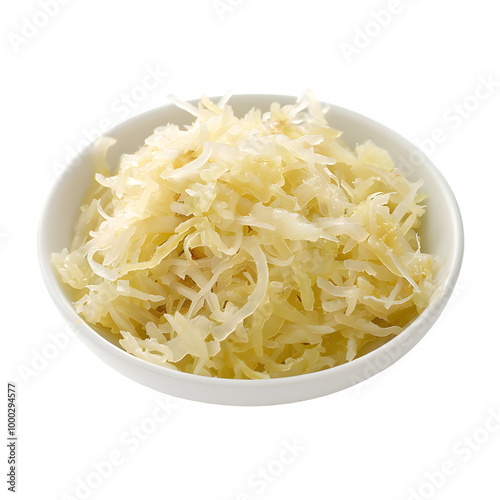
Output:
[{"xmin": 53, "ymin": 92, "xmax": 435, "ymax": 379}]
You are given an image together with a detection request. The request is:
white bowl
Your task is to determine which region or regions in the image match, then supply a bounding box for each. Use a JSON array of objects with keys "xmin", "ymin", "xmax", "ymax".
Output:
[{"xmin": 38, "ymin": 95, "xmax": 464, "ymax": 405}]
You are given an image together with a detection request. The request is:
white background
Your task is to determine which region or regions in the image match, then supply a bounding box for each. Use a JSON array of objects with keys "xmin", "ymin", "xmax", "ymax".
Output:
[{"xmin": 2, "ymin": 1, "xmax": 500, "ymax": 499}]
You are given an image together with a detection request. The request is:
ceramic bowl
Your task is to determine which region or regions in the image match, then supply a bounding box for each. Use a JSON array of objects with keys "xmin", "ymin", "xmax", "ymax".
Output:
[{"xmin": 38, "ymin": 95, "xmax": 464, "ymax": 405}]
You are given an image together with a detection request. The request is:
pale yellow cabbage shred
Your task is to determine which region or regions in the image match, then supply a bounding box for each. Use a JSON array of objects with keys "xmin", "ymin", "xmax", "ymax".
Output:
[{"xmin": 52, "ymin": 93, "xmax": 434, "ymax": 379}]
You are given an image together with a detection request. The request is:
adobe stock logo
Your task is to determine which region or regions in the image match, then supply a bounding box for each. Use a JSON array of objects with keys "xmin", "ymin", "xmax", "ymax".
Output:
[
  {"xmin": 226, "ymin": 439, "xmax": 306, "ymax": 500},
  {"xmin": 51, "ymin": 64, "xmax": 171, "ymax": 177},
  {"xmin": 406, "ymin": 405, "xmax": 500, "ymax": 500},
  {"xmin": 390, "ymin": 73, "xmax": 499, "ymax": 180},
  {"xmin": 60, "ymin": 398, "xmax": 179, "ymax": 500},
  {"xmin": 17, "ymin": 323, "xmax": 79, "ymax": 385},
  {"xmin": 411, "ymin": 74, "xmax": 500, "ymax": 160},
  {"xmin": 339, "ymin": 0, "xmax": 418, "ymax": 63},
  {"xmin": 8, "ymin": 0, "xmax": 72, "ymax": 54}
]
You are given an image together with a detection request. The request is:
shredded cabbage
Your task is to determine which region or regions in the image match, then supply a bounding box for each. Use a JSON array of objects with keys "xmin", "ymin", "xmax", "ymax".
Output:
[{"xmin": 52, "ymin": 92, "xmax": 435, "ymax": 379}]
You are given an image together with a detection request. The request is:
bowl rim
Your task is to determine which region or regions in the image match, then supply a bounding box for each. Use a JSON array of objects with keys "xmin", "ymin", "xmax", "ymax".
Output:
[{"xmin": 38, "ymin": 93, "xmax": 464, "ymax": 389}]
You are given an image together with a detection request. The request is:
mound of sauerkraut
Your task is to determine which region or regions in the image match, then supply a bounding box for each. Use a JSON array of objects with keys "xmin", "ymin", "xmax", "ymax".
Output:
[{"xmin": 53, "ymin": 92, "xmax": 434, "ymax": 379}]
